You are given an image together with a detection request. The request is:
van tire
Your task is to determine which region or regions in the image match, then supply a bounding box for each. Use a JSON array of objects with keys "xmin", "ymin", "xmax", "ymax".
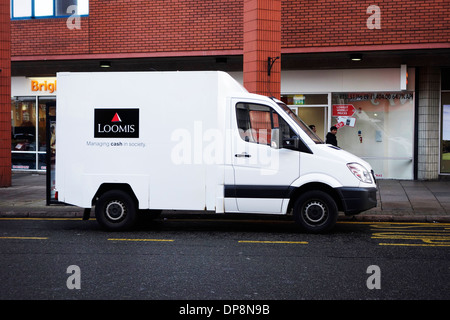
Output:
[
  {"xmin": 95, "ymin": 190, "xmax": 137, "ymax": 231},
  {"xmin": 293, "ymin": 190, "xmax": 338, "ymax": 233}
]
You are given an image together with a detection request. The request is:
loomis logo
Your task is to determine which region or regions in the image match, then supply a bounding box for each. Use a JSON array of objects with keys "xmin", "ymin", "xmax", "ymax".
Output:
[{"xmin": 94, "ymin": 108, "xmax": 139, "ymax": 138}]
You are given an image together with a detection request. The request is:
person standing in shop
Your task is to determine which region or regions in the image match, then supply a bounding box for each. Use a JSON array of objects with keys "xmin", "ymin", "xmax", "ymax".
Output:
[{"xmin": 326, "ymin": 126, "xmax": 338, "ymax": 147}]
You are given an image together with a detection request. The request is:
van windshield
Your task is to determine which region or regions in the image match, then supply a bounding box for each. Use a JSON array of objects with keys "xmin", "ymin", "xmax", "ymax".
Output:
[{"xmin": 277, "ymin": 102, "xmax": 324, "ymax": 144}]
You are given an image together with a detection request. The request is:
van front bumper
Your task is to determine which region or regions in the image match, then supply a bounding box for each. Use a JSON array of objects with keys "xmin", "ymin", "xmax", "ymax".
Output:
[{"xmin": 336, "ymin": 187, "xmax": 377, "ymax": 215}]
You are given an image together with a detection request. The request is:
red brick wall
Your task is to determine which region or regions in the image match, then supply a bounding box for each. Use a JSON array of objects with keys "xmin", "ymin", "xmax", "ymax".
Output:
[
  {"xmin": 89, "ymin": 0, "xmax": 242, "ymax": 55},
  {"xmin": 11, "ymin": 0, "xmax": 243, "ymax": 58},
  {"xmin": 282, "ymin": 0, "xmax": 450, "ymax": 51},
  {"xmin": 0, "ymin": 1, "xmax": 11, "ymax": 186},
  {"xmin": 11, "ymin": 0, "xmax": 450, "ymax": 59},
  {"xmin": 11, "ymin": 18, "xmax": 89, "ymax": 57}
]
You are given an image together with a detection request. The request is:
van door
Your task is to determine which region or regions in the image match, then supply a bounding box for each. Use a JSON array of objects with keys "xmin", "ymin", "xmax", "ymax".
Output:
[{"xmin": 227, "ymin": 100, "xmax": 301, "ymax": 213}]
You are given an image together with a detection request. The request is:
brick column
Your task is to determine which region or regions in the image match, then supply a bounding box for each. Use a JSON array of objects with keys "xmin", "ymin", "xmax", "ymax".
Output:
[
  {"xmin": 0, "ymin": 1, "xmax": 11, "ymax": 187},
  {"xmin": 243, "ymin": 0, "xmax": 281, "ymax": 99}
]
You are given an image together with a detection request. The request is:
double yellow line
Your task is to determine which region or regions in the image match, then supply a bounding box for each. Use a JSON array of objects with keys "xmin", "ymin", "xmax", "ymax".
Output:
[{"xmin": 368, "ymin": 223, "xmax": 450, "ymax": 247}]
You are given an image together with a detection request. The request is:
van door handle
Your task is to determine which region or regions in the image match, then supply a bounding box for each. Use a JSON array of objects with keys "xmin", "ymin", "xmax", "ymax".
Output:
[{"xmin": 235, "ymin": 152, "xmax": 251, "ymax": 158}]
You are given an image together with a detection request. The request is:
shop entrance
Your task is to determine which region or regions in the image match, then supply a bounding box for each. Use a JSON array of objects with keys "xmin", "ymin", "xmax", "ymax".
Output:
[
  {"xmin": 280, "ymin": 94, "xmax": 328, "ymax": 141},
  {"xmin": 295, "ymin": 106, "xmax": 327, "ymax": 141},
  {"xmin": 441, "ymin": 92, "xmax": 450, "ymax": 174},
  {"xmin": 45, "ymin": 100, "xmax": 58, "ymax": 204}
]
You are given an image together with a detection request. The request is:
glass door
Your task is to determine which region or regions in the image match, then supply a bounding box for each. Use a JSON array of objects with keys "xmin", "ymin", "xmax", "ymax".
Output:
[
  {"xmin": 280, "ymin": 94, "xmax": 328, "ymax": 141},
  {"xmin": 441, "ymin": 92, "xmax": 450, "ymax": 174},
  {"xmin": 45, "ymin": 99, "xmax": 58, "ymax": 204}
]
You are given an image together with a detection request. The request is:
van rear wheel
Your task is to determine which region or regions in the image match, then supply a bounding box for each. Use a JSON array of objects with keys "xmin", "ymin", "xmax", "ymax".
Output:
[
  {"xmin": 293, "ymin": 190, "xmax": 338, "ymax": 233},
  {"xmin": 95, "ymin": 190, "xmax": 137, "ymax": 231}
]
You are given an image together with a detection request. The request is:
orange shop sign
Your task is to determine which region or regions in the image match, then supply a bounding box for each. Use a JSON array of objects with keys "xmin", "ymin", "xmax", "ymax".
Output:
[{"xmin": 31, "ymin": 79, "xmax": 57, "ymax": 94}]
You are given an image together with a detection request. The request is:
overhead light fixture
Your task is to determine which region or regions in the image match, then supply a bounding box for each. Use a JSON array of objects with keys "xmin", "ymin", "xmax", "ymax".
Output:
[
  {"xmin": 350, "ymin": 54, "xmax": 362, "ymax": 61},
  {"xmin": 216, "ymin": 57, "xmax": 227, "ymax": 64},
  {"xmin": 99, "ymin": 61, "xmax": 111, "ymax": 68}
]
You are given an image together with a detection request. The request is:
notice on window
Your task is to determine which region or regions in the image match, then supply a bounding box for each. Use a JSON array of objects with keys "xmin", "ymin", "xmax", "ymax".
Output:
[
  {"xmin": 333, "ymin": 105, "xmax": 356, "ymax": 128},
  {"xmin": 332, "ymin": 104, "xmax": 355, "ymax": 117}
]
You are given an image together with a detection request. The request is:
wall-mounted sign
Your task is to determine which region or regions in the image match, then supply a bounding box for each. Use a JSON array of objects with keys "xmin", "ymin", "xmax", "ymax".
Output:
[
  {"xmin": 31, "ymin": 79, "xmax": 57, "ymax": 94},
  {"xmin": 334, "ymin": 93, "xmax": 413, "ymax": 101},
  {"xmin": 11, "ymin": 77, "xmax": 57, "ymax": 96}
]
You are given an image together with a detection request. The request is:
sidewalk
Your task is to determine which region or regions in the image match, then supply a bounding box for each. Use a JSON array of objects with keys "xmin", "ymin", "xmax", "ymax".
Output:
[{"xmin": 1, "ymin": 173, "xmax": 450, "ymax": 222}]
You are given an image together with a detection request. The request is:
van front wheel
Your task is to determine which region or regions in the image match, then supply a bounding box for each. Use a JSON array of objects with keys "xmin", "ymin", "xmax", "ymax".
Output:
[
  {"xmin": 293, "ymin": 190, "xmax": 338, "ymax": 233},
  {"xmin": 95, "ymin": 190, "xmax": 137, "ymax": 231}
]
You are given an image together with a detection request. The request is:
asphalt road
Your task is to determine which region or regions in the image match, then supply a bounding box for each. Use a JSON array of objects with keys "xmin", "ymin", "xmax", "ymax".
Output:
[{"xmin": 0, "ymin": 215, "xmax": 449, "ymax": 304}]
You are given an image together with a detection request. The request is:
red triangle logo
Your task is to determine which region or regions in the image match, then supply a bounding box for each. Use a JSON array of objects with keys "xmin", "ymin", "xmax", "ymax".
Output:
[{"xmin": 111, "ymin": 113, "xmax": 122, "ymax": 122}]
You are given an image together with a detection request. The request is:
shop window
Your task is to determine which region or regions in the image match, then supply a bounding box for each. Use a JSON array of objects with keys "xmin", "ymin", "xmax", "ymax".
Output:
[
  {"xmin": 11, "ymin": 97, "xmax": 36, "ymax": 152},
  {"xmin": 11, "ymin": 0, "xmax": 88, "ymax": 19},
  {"xmin": 11, "ymin": 96, "xmax": 55, "ymax": 171},
  {"xmin": 11, "ymin": 97, "xmax": 36, "ymax": 169},
  {"xmin": 331, "ymin": 92, "xmax": 414, "ymax": 179}
]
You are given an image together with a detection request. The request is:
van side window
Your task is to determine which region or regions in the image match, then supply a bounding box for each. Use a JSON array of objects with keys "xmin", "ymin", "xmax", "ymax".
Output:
[{"xmin": 236, "ymin": 103, "xmax": 296, "ymax": 145}]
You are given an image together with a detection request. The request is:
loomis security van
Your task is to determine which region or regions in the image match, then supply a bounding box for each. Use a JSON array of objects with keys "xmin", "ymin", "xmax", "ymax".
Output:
[{"xmin": 55, "ymin": 71, "xmax": 377, "ymax": 233}]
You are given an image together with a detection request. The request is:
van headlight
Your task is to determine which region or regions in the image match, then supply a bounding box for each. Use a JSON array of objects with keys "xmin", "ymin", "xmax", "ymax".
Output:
[{"xmin": 347, "ymin": 163, "xmax": 373, "ymax": 184}]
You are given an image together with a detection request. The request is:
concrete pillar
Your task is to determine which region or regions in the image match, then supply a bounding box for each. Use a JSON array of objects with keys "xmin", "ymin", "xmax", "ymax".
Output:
[
  {"xmin": 0, "ymin": 1, "xmax": 11, "ymax": 187},
  {"xmin": 417, "ymin": 67, "xmax": 441, "ymax": 180},
  {"xmin": 243, "ymin": 0, "xmax": 281, "ymax": 99}
]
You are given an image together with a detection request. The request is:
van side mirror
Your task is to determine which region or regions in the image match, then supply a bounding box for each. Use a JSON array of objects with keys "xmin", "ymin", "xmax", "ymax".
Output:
[
  {"xmin": 283, "ymin": 136, "xmax": 300, "ymax": 150},
  {"xmin": 271, "ymin": 128, "xmax": 282, "ymax": 149}
]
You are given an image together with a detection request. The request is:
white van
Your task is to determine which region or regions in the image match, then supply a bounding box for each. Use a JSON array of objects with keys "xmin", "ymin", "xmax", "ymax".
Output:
[{"xmin": 55, "ymin": 71, "xmax": 377, "ymax": 233}]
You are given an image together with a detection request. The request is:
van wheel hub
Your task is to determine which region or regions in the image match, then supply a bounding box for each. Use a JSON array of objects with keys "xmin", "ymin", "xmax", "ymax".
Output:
[
  {"xmin": 106, "ymin": 200, "xmax": 127, "ymax": 221},
  {"xmin": 303, "ymin": 201, "xmax": 327, "ymax": 223}
]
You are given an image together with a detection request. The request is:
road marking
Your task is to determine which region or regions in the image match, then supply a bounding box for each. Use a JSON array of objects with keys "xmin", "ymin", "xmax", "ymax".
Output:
[
  {"xmin": 238, "ymin": 240, "xmax": 308, "ymax": 244},
  {"xmin": 339, "ymin": 221, "xmax": 450, "ymax": 226},
  {"xmin": 0, "ymin": 236, "xmax": 48, "ymax": 240},
  {"xmin": 368, "ymin": 223, "xmax": 450, "ymax": 247},
  {"xmin": 378, "ymin": 243, "xmax": 450, "ymax": 247},
  {"xmin": 108, "ymin": 238, "xmax": 174, "ymax": 242}
]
